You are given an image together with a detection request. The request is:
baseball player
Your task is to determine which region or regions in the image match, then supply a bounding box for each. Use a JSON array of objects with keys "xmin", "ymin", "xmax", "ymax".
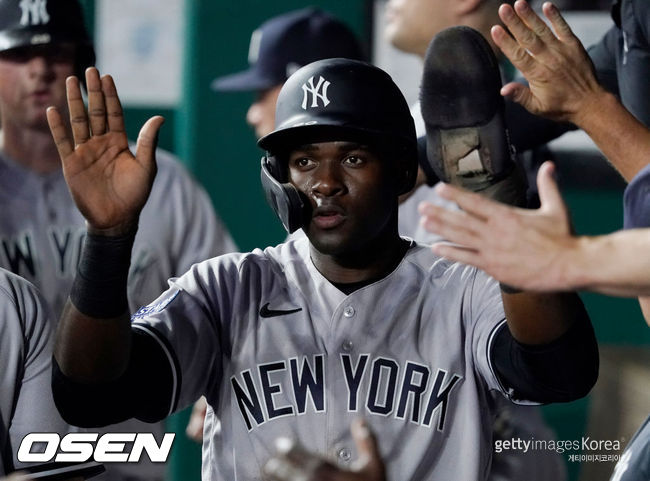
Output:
[
  {"xmin": 211, "ymin": 7, "xmax": 365, "ymax": 139},
  {"xmin": 48, "ymin": 60, "xmax": 597, "ymax": 480},
  {"xmin": 0, "ymin": 1, "xmax": 236, "ymax": 480},
  {"xmin": 183, "ymin": 7, "xmax": 366, "ymax": 442},
  {"xmin": 0, "ymin": 268, "xmax": 69, "ymax": 476},
  {"xmin": 0, "ymin": 0, "xmax": 237, "ymax": 318}
]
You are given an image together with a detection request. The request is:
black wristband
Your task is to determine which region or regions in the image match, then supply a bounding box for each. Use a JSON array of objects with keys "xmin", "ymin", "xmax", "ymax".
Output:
[{"xmin": 70, "ymin": 230, "xmax": 136, "ymax": 318}]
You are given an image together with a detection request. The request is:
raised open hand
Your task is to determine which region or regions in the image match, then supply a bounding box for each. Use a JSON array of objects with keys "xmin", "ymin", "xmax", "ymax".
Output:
[
  {"xmin": 419, "ymin": 162, "xmax": 578, "ymax": 292},
  {"xmin": 46, "ymin": 67, "xmax": 164, "ymax": 235},
  {"xmin": 491, "ymin": 1, "xmax": 605, "ymax": 125}
]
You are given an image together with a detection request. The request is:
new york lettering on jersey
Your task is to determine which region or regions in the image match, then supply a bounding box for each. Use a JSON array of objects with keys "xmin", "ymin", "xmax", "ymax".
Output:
[
  {"xmin": 132, "ymin": 239, "xmax": 507, "ymax": 480},
  {"xmin": 231, "ymin": 354, "xmax": 462, "ymax": 432}
]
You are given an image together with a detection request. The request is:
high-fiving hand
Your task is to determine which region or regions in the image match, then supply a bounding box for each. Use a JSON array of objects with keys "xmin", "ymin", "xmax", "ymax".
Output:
[
  {"xmin": 46, "ymin": 67, "xmax": 164, "ymax": 235},
  {"xmin": 491, "ymin": 1, "xmax": 604, "ymax": 125},
  {"xmin": 419, "ymin": 161, "xmax": 577, "ymax": 292}
]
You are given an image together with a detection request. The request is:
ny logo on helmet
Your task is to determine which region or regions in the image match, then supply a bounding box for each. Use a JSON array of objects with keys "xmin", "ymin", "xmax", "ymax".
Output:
[
  {"xmin": 301, "ymin": 76, "xmax": 330, "ymax": 110},
  {"xmin": 19, "ymin": 0, "xmax": 50, "ymax": 26}
]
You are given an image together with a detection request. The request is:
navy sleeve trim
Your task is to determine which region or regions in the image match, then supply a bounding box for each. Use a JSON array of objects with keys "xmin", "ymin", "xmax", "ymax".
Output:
[
  {"xmin": 51, "ymin": 327, "xmax": 175, "ymax": 427},
  {"xmin": 490, "ymin": 314, "xmax": 599, "ymax": 404},
  {"xmin": 132, "ymin": 322, "xmax": 182, "ymax": 415}
]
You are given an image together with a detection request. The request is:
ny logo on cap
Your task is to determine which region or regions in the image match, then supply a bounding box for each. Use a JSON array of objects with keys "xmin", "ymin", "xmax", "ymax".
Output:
[
  {"xmin": 301, "ymin": 76, "xmax": 330, "ymax": 110},
  {"xmin": 19, "ymin": 0, "xmax": 50, "ymax": 26}
]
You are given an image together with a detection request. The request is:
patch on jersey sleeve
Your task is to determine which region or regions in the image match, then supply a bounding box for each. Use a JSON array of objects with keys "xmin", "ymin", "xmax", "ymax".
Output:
[{"xmin": 131, "ymin": 290, "xmax": 180, "ymax": 320}]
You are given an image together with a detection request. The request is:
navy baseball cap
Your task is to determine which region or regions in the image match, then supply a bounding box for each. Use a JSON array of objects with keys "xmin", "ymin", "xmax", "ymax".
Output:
[{"xmin": 211, "ymin": 7, "xmax": 365, "ymax": 92}]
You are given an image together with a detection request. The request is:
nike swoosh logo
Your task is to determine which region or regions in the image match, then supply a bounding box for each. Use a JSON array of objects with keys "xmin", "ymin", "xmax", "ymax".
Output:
[{"xmin": 259, "ymin": 302, "xmax": 302, "ymax": 318}]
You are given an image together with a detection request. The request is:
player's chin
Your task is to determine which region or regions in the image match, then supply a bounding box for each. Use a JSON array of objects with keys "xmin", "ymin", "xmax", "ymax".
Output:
[{"xmin": 305, "ymin": 226, "xmax": 356, "ymax": 257}]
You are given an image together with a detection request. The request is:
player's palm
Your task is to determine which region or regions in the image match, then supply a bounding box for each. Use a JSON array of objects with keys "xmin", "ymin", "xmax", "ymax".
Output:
[{"xmin": 47, "ymin": 67, "xmax": 164, "ymax": 232}]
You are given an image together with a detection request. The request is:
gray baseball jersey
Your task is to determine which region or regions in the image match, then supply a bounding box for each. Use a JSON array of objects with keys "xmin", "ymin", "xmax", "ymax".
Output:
[
  {"xmin": 132, "ymin": 237, "xmax": 515, "ymax": 481},
  {"xmin": 0, "ymin": 268, "xmax": 70, "ymax": 475},
  {"xmin": 0, "ymin": 147, "xmax": 237, "ymax": 319},
  {"xmin": 610, "ymin": 415, "xmax": 650, "ymax": 481},
  {"xmin": 0, "ymin": 146, "xmax": 236, "ymax": 481}
]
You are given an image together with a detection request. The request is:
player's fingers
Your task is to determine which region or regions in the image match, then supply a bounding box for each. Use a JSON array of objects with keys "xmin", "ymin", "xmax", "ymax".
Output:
[
  {"xmin": 497, "ymin": 3, "xmax": 543, "ymax": 56},
  {"xmin": 514, "ymin": 1, "xmax": 559, "ymax": 45},
  {"xmin": 264, "ymin": 438, "xmax": 324, "ymax": 481},
  {"xmin": 418, "ymin": 204, "xmax": 486, "ymax": 249},
  {"xmin": 86, "ymin": 67, "xmax": 106, "ymax": 136},
  {"xmin": 419, "ymin": 201, "xmax": 481, "ymax": 234},
  {"xmin": 500, "ymin": 82, "xmax": 535, "ymax": 112},
  {"xmin": 542, "ymin": 1, "xmax": 575, "ymax": 43},
  {"xmin": 135, "ymin": 116, "xmax": 165, "ymax": 170},
  {"xmin": 536, "ymin": 161, "xmax": 566, "ymax": 216},
  {"xmin": 185, "ymin": 398, "xmax": 207, "ymax": 443},
  {"xmin": 263, "ymin": 456, "xmax": 308, "ymax": 481},
  {"xmin": 46, "ymin": 107, "xmax": 74, "ymax": 160},
  {"xmin": 433, "ymin": 183, "xmax": 508, "ymax": 220},
  {"xmin": 490, "ymin": 24, "xmax": 537, "ymax": 76},
  {"xmin": 420, "ymin": 215, "xmax": 483, "ymax": 250},
  {"xmin": 351, "ymin": 419, "xmax": 385, "ymax": 478},
  {"xmin": 431, "ymin": 242, "xmax": 483, "ymax": 268},
  {"xmin": 102, "ymin": 74, "xmax": 126, "ymax": 133},
  {"xmin": 66, "ymin": 76, "xmax": 89, "ymax": 146}
]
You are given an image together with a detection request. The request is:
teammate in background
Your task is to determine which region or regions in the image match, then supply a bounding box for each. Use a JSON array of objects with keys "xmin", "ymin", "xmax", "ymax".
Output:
[
  {"xmin": 0, "ymin": 269, "xmax": 69, "ymax": 476},
  {"xmin": 211, "ymin": 7, "xmax": 365, "ymax": 139},
  {"xmin": 0, "ymin": 0, "xmax": 236, "ymax": 320},
  {"xmin": 418, "ymin": 2, "xmax": 650, "ymax": 479},
  {"xmin": 0, "ymin": 1, "xmax": 236, "ymax": 480},
  {"xmin": 48, "ymin": 57, "xmax": 597, "ymax": 480}
]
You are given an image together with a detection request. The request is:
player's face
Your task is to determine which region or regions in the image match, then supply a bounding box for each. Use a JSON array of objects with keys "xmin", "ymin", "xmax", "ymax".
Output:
[
  {"xmin": 288, "ymin": 141, "xmax": 399, "ymax": 257},
  {"xmin": 384, "ymin": 0, "xmax": 454, "ymax": 56},
  {"xmin": 0, "ymin": 43, "xmax": 74, "ymax": 131},
  {"xmin": 247, "ymin": 85, "xmax": 283, "ymax": 139}
]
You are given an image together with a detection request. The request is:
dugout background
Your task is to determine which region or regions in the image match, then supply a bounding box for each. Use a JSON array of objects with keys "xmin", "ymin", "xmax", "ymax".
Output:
[{"xmin": 76, "ymin": 1, "xmax": 650, "ymax": 480}]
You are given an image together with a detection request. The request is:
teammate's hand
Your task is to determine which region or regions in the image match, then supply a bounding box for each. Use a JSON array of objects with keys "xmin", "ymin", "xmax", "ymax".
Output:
[
  {"xmin": 186, "ymin": 396, "xmax": 208, "ymax": 443},
  {"xmin": 46, "ymin": 67, "xmax": 164, "ymax": 235},
  {"xmin": 491, "ymin": 1, "xmax": 605, "ymax": 125},
  {"xmin": 263, "ymin": 419, "xmax": 386, "ymax": 481},
  {"xmin": 419, "ymin": 161, "xmax": 577, "ymax": 292}
]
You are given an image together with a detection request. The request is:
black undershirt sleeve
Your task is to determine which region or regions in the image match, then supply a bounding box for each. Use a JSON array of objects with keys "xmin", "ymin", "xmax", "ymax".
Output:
[
  {"xmin": 51, "ymin": 327, "xmax": 174, "ymax": 427},
  {"xmin": 491, "ymin": 314, "xmax": 599, "ymax": 404}
]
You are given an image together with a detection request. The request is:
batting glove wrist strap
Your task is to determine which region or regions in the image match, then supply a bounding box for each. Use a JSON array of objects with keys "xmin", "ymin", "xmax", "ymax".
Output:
[{"xmin": 70, "ymin": 229, "xmax": 136, "ymax": 319}]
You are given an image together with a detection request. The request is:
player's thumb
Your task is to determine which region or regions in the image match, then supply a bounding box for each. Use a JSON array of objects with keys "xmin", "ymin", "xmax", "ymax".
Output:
[
  {"xmin": 135, "ymin": 115, "xmax": 165, "ymax": 169},
  {"xmin": 501, "ymin": 82, "xmax": 535, "ymax": 114},
  {"xmin": 351, "ymin": 419, "xmax": 386, "ymax": 480},
  {"xmin": 537, "ymin": 161, "xmax": 566, "ymax": 216}
]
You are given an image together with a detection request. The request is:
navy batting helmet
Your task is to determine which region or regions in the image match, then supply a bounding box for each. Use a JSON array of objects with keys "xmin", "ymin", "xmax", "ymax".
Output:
[
  {"xmin": 258, "ymin": 58, "xmax": 417, "ymax": 233},
  {"xmin": 0, "ymin": 0, "xmax": 95, "ymax": 79}
]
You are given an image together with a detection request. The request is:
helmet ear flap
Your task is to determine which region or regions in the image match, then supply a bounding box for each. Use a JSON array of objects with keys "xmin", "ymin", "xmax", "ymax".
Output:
[
  {"xmin": 260, "ymin": 156, "xmax": 308, "ymax": 233},
  {"xmin": 398, "ymin": 154, "xmax": 418, "ymax": 196}
]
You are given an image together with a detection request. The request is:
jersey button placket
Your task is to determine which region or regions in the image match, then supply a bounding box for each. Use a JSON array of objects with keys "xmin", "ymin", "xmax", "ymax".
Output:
[
  {"xmin": 337, "ymin": 447, "xmax": 352, "ymax": 464},
  {"xmin": 343, "ymin": 306, "xmax": 355, "ymax": 318}
]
